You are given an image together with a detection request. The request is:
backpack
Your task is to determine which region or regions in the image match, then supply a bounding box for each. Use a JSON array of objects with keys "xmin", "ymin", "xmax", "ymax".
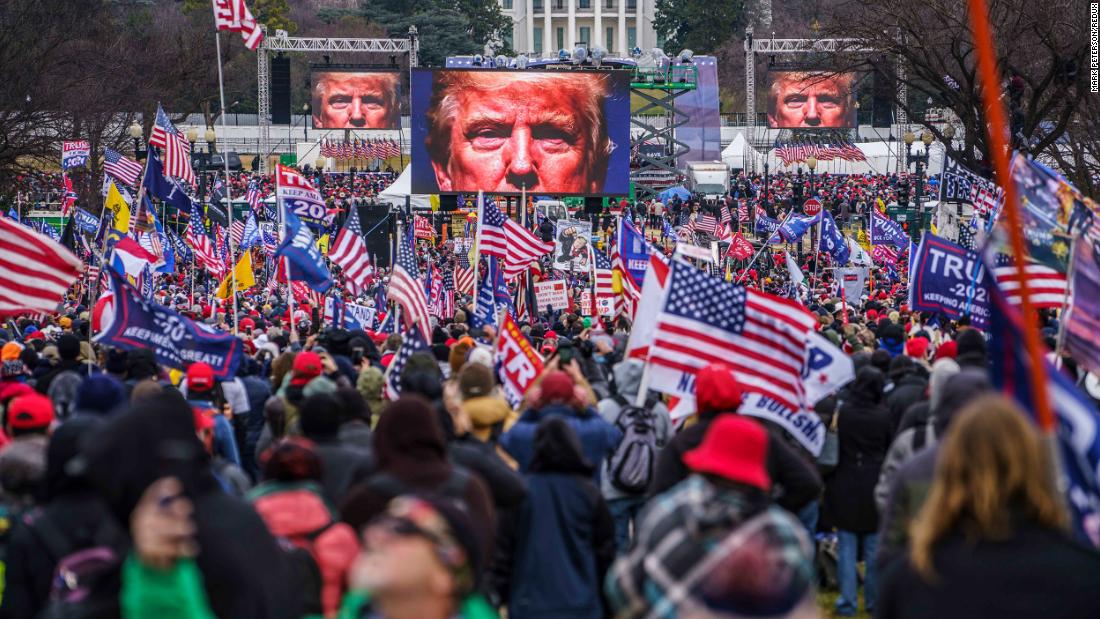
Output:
[
  {"xmin": 275, "ymin": 534, "xmax": 324, "ymax": 617},
  {"xmin": 24, "ymin": 510, "xmax": 121, "ymax": 619},
  {"xmin": 607, "ymin": 395, "xmax": 660, "ymax": 494}
]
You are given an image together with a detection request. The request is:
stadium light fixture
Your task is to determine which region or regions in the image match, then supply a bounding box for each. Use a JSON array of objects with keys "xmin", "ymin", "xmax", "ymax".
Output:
[
  {"xmin": 902, "ymin": 131, "xmax": 916, "ymax": 145},
  {"xmin": 515, "ymin": 54, "xmax": 529, "ymax": 69},
  {"xmin": 806, "ymin": 156, "xmax": 817, "ymax": 170},
  {"xmin": 571, "ymin": 46, "xmax": 588, "ymax": 64},
  {"xmin": 204, "ymin": 128, "xmax": 216, "ymax": 145},
  {"xmin": 677, "ymin": 49, "xmax": 694, "ymax": 63}
]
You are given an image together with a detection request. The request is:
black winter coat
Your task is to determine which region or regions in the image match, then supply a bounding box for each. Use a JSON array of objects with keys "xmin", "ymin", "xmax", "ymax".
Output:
[
  {"xmin": 885, "ymin": 373, "xmax": 927, "ymax": 435},
  {"xmin": 824, "ymin": 368, "xmax": 893, "ymax": 533}
]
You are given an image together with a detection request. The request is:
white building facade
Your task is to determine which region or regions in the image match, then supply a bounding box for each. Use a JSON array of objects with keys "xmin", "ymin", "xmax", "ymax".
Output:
[{"xmin": 499, "ymin": 0, "xmax": 662, "ymax": 58}]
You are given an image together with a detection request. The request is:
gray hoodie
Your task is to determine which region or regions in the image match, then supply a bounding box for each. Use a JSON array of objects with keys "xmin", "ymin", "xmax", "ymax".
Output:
[{"xmin": 597, "ymin": 359, "xmax": 672, "ymax": 501}]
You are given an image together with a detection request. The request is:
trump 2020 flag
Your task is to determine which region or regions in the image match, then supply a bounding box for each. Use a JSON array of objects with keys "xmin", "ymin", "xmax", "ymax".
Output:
[
  {"xmin": 275, "ymin": 210, "xmax": 333, "ymax": 293},
  {"xmin": 819, "ymin": 210, "xmax": 850, "ymax": 265},
  {"xmin": 869, "ymin": 210, "xmax": 909, "ymax": 248}
]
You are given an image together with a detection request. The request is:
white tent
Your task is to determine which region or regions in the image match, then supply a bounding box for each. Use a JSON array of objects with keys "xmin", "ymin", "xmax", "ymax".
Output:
[
  {"xmin": 377, "ymin": 165, "xmax": 432, "ymax": 211},
  {"xmin": 720, "ymin": 132, "xmax": 760, "ymax": 170}
]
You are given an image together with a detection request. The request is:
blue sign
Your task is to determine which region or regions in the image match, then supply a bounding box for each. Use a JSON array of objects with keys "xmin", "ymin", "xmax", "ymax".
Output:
[
  {"xmin": 74, "ymin": 208, "xmax": 101, "ymax": 234},
  {"xmin": 616, "ymin": 218, "xmax": 650, "ymax": 286},
  {"xmin": 908, "ymin": 233, "xmax": 991, "ymax": 328},
  {"xmin": 96, "ymin": 271, "xmax": 244, "ymax": 378}
]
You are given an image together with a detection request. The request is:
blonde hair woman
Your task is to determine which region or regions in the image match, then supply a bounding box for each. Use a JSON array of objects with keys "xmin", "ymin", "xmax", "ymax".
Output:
[{"xmin": 875, "ymin": 395, "xmax": 1100, "ymax": 619}]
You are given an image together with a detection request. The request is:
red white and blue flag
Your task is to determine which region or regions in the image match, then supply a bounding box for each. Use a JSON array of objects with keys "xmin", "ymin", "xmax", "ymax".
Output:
[
  {"xmin": 478, "ymin": 196, "xmax": 553, "ymax": 280},
  {"xmin": 211, "ymin": 0, "xmax": 264, "ymax": 50},
  {"xmin": 148, "ymin": 106, "xmax": 194, "ymax": 186},
  {"xmin": 104, "ymin": 148, "xmax": 143, "ymax": 187}
]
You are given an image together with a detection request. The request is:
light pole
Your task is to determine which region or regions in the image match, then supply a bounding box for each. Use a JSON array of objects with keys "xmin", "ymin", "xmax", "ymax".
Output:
[
  {"xmin": 903, "ymin": 130, "xmax": 934, "ymax": 241},
  {"xmin": 303, "ymin": 103, "xmax": 310, "ymax": 141},
  {"xmin": 129, "ymin": 122, "xmax": 146, "ymax": 161},
  {"xmin": 806, "ymin": 155, "xmax": 818, "ymax": 272}
]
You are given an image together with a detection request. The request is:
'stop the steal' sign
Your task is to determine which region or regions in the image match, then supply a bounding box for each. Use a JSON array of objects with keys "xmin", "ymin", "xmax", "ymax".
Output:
[
  {"xmin": 908, "ymin": 232, "xmax": 991, "ymax": 329},
  {"xmin": 61, "ymin": 141, "xmax": 90, "ymax": 170}
]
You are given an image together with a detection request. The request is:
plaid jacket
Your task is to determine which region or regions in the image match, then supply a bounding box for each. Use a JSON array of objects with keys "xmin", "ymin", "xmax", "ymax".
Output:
[{"xmin": 605, "ymin": 475, "xmax": 813, "ymax": 618}]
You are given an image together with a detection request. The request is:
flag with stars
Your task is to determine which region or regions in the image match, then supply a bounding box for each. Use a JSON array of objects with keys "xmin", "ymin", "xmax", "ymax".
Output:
[
  {"xmin": 647, "ymin": 259, "xmax": 817, "ymax": 412},
  {"xmin": 478, "ymin": 196, "xmax": 553, "ymax": 279},
  {"xmin": 383, "ymin": 326, "xmax": 429, "ymax": 400},
  {"xmin": 388, "ymin": 226, "xmax": 432, "ymax": 338}
]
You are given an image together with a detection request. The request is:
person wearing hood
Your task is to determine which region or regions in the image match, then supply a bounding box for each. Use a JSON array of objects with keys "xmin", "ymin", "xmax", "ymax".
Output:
[
  {"xmin": 500, "ymin": 369, "xmax": 621, "ymax": 482},
  {"xmin": 0, "ymin": 416, "xmax": 125, "ymax": 619},
  {"xmin": 606, "ymin": 415, "xmax": 815, "ymax": 617},
  {"xmin": 82, "ymin": 390, "xmax": 299, "ymax": 618},
  {"xmin": 492, "ymin": 417, "xmax": 614, "ymax": 619},
  {"xmin": 884, "ymin": 356, "xmax": 928, "ymax": 435},
  {"xmin": 340, "ymin": 396, "xmax": 496, "ymax": 561},
  {"xmin": 954, "ymin": 328, "xmax": 988, "ymax": 369},
  {"xmin": 649, "ymin": 364, "xmax": 822, "ymax": 514},
  {"xmin": 297, "ymin": 392, "xmax": 374, "ymax": 505},
  {"xmin": 875, "ymin": 370, "xmax": 994, "ymax": 569},
  {"xmin": 823, "ymin": 366, "xmax": 893, "ymax": 617},
  {"xmin": 71, "ymin": 374, "xmax": 127, "ymax": 417},
  {"xmin": 597, "ymin": 359, "xmax": 672, "ymax": 552}
]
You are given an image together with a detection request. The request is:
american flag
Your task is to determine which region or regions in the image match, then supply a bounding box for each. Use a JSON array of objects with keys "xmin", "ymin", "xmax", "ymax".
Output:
[
  {"xmin": 719, "ymin": 202, "xmax": 732, "ymax": 227},
  {"xmin": 388, "ymin": 227, "xmax": 432, "ymax": 338},
  {"xmin": 439, "ymin": 268, "xmax": 456, "ymax": 319},
  {"xmin": 0, "ymin": 216, "xmax": 83, "ymax": 316},
  {"xmin": 383, "ymin": 326, "xmax": 428, "ymax": 400},
  {"xmin": 104, "ymin": 148, "xmax": 143, "ymax": 187},
  {"xmin": 186, "ymin": 201, "xmax": 225, "ymax": 277},
  {"xmin": 592, "ymin": 247, "xmax": 616, "ymax": 316},
  {"xmin": 148, "ymin": 106, "xmax": 195, "ymax": 186},
  {"xmin": 454, "ymin": 249, "xmax": 476, "ymax": 296},
  {"xmin": 478, "ymin": 196, "xmax": 553, "ymax": 279},
  {"xmin": 993, "ymin": 254, "xmax": 1068, "ymax": 310},
  {"xmin": 229, "ymin": 219, "xmax": 245, "ymax": 247},
  {"xmin": 245, "ymin": 180, "xmax": 262, "ymax": 215},
  {"xmin": 211, "ymin": 0, "xmax": 264, "ymax": 50},
  {"xmin": 262, "ymin": 228, "xmax": 278, "ymax": 255},
  {"xmin": 649, "ymin": 259, "xmax": 817, "ymax": 411},
  {"xmin": 330, "ymin": 207, "xmax": 375, "ymax": 295}
]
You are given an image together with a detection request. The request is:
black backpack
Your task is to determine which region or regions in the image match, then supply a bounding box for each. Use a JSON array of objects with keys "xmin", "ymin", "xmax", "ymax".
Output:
[
  {"xmin": 606, "ymin": 395, "xmax": 660, "ymax": 494},
  {"xmin": 23, "ymin": 510, "xmax": 121, "ymax": 619}
]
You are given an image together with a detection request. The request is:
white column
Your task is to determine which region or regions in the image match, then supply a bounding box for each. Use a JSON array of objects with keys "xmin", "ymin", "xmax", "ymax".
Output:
[
  {"xmin": 634, "ymin": 0, "xmax": 643, "ymax": 50},
  {"xmin": 567, "ymin": 0, "xmax": 576, "ymax": 51},
  {"xmin": 617, "ymin": 0, "xmax": 626, "ymax": 54},
  {"xmin": 594, "ymin": 0, "xmax": 602, "ymax": 50},
  {"xmin": 525, "ymin": 0, "xmax": 535, "ymax": 53},
  {"xmin": 543, "ymin": 6, "xmax": 552, "ymax": 57}
]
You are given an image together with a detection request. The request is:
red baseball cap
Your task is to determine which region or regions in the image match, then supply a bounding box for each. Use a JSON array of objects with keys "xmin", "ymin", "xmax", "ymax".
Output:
[
  {"xmin": 8, "ymin": 393, "xmax": 55, "ymax": 431},
  {"xmin": 290, "ymin": 352, "xmax": 323, "ymax": 386},
  {"xmin": 187, "ymin": 362, "xmax": 216, "ymax": 393},
  {"xmin": 906, "ymin": 336, "xmax": 931, "ymax": 359},
  {"xmin": 683, "ymin": 415, "xmax": 771, "ymax": 491}
]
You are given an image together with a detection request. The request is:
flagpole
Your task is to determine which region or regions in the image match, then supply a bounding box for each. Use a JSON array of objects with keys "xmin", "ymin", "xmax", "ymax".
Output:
[
  {"xmin": 472, "ymin": 190, "xmax": 485, "ymax": 315},
  {"xmin": 967, "ymin": 0, "xmax": 1053, "ymax": 430},
  {"xmin": 214, "ymin": 32, "xmax": 240, "ymax": 335}
]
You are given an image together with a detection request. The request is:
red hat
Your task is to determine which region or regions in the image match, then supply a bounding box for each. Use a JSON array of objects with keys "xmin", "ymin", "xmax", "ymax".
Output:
[
  {"xmin": 240, "ymin": 317, "xmax": 256, "ymax": 332},
  {"xmin": 906, "ymin": 336, "xmax": 930, "ymax": 359},
  {"xmin": 539, "ymin": 370, "xmax": 574, "ymax": 404},
  {"xmin": 694, "ymin": 363, "xmax": 744, "ymax": 413},
  {"xmin": 934, "ymin": 340, "xmax": 957, "ymax": 360},
  {"xmin": 187, "ymin": 362, "xmax": 216, "ymax": 393},
  {"xmin": 8, "ymin": 393, "xmax": 54, "ymax": 431},
  {"xmin": 683, "ymin": 416, "xmax": 771, "ymax": 490},
  {"xmin": 866, "ymin": 309, "xmax": 879, "ymax": 321},
  {"xmin": 291, "ymin": 352, "xmax": 323, "ymax": 386}
]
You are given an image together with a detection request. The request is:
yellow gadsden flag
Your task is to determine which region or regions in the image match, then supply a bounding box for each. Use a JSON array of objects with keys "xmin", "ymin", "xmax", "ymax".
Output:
[
  {"xmin": 215, "ymin": 251, "xmax": 255, "ymax": 300},
  {"xmin": 104, "ymin": 181, "xmax": 131, "ymax": 235}
]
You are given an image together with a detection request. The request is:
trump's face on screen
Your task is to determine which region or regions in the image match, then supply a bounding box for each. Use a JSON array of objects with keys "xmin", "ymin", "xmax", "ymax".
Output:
[
  {"xmin": 425, "ymin": 72, "xmax": 612, "ymax": 194},
  {"xmin": 313, "ymin": 72, "xmax": 400, "ymax": 129},
  {"xmin": 767, "ymin": 72, "xmax": 856, "ymax": 129}
]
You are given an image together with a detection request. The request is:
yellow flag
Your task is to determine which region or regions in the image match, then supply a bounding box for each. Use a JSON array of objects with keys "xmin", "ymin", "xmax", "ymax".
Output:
[
  {"xmin": 930, "ymin": 221, "xmax": 938, "ymax": 235},
  {"xmin": 317, "ymin": 233, "xmax": 330, "ymax": 255},
  {"xmin": 104, "ymin": 181, "xmax": 130, "ymax": 235},
  {"xmin": 215, "ymin": 251, "xmax": 255, "ymax": 300}
]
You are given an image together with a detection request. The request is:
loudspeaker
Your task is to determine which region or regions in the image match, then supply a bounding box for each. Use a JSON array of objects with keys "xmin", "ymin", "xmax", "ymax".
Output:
[
  {"xmin": 584, "ymin": 196, "xmax": 602, "ymax": 214},
  {"xmin": 872, "ymin": 65, "xmax": 894, "ymax": 128},
  {"xmin": 271, "ymin": 56, "xmax": 292, "ymax": 125},
  {"xmin": 439, "ymin": 194, "xmax": 458, "ymax": 212},
  {"xmin": 357, "ymin": 203, "xmax": 393, "ymax": 269}
]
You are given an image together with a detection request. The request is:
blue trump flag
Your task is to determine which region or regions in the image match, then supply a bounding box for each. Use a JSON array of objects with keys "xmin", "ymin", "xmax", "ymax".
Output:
[
  {"xmin": 755, "ymin": 214, "xmax": 780, "ymax": 237},
  {"xmin": 776, "ymin": 214, "xmax": 820, "ymax": 244},
  {"xmin": 275, "ymin": 210, "xmax": 333, "ymax": 292},
  {"xmin": 907, "ymin": 233, "xmax": 991, "ymax": 329},
  {"xmin": 616, "ymin": 217, "xmax": 651, "ymax": 286},
  {"xmin": 74, "ymin": 208, "xmax": 100, "ymax": 235},
  {"xmin": 144, "ymin": 149, "xmax": 196, "ymax": 216},
  {"xmin": 96, "ymin": 270, "xmax": 244, "ymax": 378},
  {"xmin": 869, "ymin": 210, "xmax": 909, "ymax": 248},
  {"xmin": 819, "ymin": 211, "xmax": 850, "ymax": 265},
  {"xmin": 471, "ymin": 257, "xmax": 510, "ymax": 329},
  {"xmin": 988, "ymin": 272, "xmax": 1100, "ymax": 548}
]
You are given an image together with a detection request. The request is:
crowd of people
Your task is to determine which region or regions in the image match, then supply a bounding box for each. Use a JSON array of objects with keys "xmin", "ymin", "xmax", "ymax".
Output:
[{"xmin": 0, "ymin": 163, "xmax": 1098, "ymax": 619}]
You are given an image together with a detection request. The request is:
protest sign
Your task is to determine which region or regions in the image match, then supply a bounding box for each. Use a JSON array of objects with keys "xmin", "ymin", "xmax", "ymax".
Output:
[
  {"xmin": 494, "ymin": 313, "xmax": 544, "ymax": 407},
  {"xmin": 739, "ymin": 393, "xmax": 826, "ymax": 457},
  {"xmin": 552, "ymin": 219, "xmax": 592, "ymax": 272},
  {"xmin": 803, "ymin": 331, "xmax": 856, "ymax": 404},
  {"xmin": 908, "ymin": 233, "xmax": 991, "ymax": 329},
  {"xmin": 534, "ymin": 279, "xmax": 568, "ymax": 310},
  {"xmin": 61, "ymin": 141, "xmax": 90, "ymax": 170}
]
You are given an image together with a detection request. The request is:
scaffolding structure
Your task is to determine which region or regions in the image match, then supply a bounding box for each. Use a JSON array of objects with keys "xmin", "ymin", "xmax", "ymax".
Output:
[
  {"xmin": 630, "ymin": 64, "xmax": 697, "ymax": 200},
  {"xmin": 255, "ymin": 27, "xmax": 418, "ymax": 173}
]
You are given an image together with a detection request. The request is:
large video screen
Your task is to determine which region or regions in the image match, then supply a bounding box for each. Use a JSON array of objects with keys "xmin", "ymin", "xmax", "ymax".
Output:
[
  {"xmin": 409, "ymin": 68, "xmax": 632, "ymax": 196},
  {"xmin": 766, "ymin": 71, "xmax": 858, "ymax": 129},
  {"xmin": 311, "ymin": 70, "xmax": 402, "ymax": 130}
]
